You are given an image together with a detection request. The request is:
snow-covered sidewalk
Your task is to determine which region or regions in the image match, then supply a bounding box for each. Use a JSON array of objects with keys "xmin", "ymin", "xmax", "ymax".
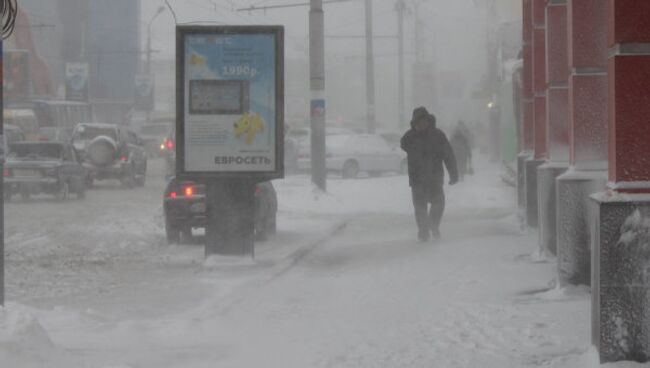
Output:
[{"xmin": 0, "ymin": 160, "xmax": 643, "ymax": 367}]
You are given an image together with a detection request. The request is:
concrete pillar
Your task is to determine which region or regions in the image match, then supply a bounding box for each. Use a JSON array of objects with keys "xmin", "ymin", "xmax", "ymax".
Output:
[
  {"xmin": 525, "ymin": 0, "xmax": 548, "ymax": 228},
  {"xmin": 518, "ymin": 0, "xmax": 535, "ymax": 225},
  {"xmin": 592, "ymin": 1, "xmax": 650, "ymax": 363},
  {"xmin": 555, "ymin": 0, "xmax": 608, "ymax": 287},
  {"xmin": 537, "ymin": 0, "xmax": 570, "ymax": 256}
]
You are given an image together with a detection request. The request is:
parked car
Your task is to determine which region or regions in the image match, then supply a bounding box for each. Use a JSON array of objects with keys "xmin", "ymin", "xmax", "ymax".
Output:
[
  {"xmin": 298, "ymin": 134, "xmax": 407, "ymax": 178},
  {"xmin": 3, "ymin": 124, "xmax": 26, "ymax": 155},
  {"xmin": 72, "ymin": 123, "xmax": 147, "ymax": 187},
  {"xmin": 4, "ymin": 141, "xmax": 86, "ymax": 200},
  {"xmin": 138, "ymin": 123, "xmax": 173, "ymax": 158},
  {"xmin": 163, "ymin": 178, "xmax": 278, "ymax": 243}
]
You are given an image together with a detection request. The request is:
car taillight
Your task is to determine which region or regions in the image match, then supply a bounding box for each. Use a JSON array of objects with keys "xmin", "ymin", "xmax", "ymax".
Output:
[
  {"xmin": 184, "ymin": 186, "xmax": 194, "ymax": 197},
  {"xmin": 3, "ymin": 168, "xmax": 10, "ymax": 177},
  {"xmin": 120, "ymin": 156, "xmax": 128, "ymax": 162},
  {"xmin": 166, "ymin": 139, "xmax": 174, "ymax": 150},
  {"xmin": 169, "ymin": 191, "xmax": 178, "ymax": 198}
]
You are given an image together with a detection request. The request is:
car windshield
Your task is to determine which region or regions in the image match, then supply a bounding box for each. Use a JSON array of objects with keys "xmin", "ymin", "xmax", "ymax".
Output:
[
  {"xmin": 325, "ymin": 135, "xmax": 351, "ymax": 150},
  {"xmin": 139, "ymin": 125, "xmax": 170, "ymax": 136},
  {"xmin": 74, "ymin": 126, "xmax": 116, "ymax": 141},
  {"xmin": 10, "ymin": 143, "xmax": 62, "ymax": 159}
]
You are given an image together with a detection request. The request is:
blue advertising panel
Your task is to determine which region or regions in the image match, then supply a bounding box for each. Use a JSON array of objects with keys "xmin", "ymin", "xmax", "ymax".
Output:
[{"xmin": 177, "ymin": 26, "xmax": 284, "ymax": 178}]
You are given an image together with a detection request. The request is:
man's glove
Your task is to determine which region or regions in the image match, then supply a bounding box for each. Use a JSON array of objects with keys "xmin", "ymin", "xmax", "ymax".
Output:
[{"xmin": 449, "ymin": 177, "xmax": 459, "ymax": 186}]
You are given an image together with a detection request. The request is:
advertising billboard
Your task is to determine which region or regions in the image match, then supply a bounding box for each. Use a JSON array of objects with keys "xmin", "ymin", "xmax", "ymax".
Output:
[
  {"xmin": 65, "ymin": 62, "xmax": 89, "ymax": 102},
  {"xmin": 176, "ymin": 26, "xmax": 284, "ymax": 179}
]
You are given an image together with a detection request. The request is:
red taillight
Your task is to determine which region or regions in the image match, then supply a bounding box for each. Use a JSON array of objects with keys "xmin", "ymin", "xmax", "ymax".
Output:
[
  {"xmin": 169, "ymin": 191, "xmax": 177, "ymax": 198},
  {"xmin": 166, "ymin": 139, "xmax": 174, "ymax": 150},
  {"xmin": 3, "ymin": 168, "xmax": 10, "ymax": 177},
  {"xmin": 184, "ymin": 186, "xmax": 194, "ymax": 197},
  {"xmin": 120, "ymin": 156, "xmax": 128, "ymax": 162}
]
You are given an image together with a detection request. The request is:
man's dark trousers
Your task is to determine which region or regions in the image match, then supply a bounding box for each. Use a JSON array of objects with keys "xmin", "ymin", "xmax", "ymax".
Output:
[{"xmin": 411, "ymin": 184, "xmax": 445, "ymax": 238}]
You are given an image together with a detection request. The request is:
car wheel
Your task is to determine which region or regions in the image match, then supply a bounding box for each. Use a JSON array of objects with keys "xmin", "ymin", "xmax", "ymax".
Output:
[
  {"xmin": 136, "ymin": 162, "xmax": 147, "ymax": 187},
  {"xmin": 255, "ymin": 226, "xmax": 268, "ymax": 242},
  {"xmin": 166, "ymin": 222, "xmax": 181, "ymax": 244},
  {"xmin": 56, "ymin": 182, "xmax": 69, "ymax": 201},
  {"xmin": 342, "ymin": 160, "xmax": 359, "ymax": 179},
  {"xmin": 121, "ymin": 169, "xmax": 135, "ymax": 188},
  {"xmin": 135, "ymin": 173, "xmax": 146, "ymax": 187}
]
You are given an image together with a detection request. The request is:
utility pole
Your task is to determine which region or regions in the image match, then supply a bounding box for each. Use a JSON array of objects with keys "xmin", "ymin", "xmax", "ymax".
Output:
[
  {"xmin": 413, "ymin": 1, "xmax": 423, "ymax": 63},
  {"xmin": 310, "ymin": 0, "xmax": 327, "ymax": 191},
  {"xmin": 1, "ymin": 0, "xmax": 18, "ymax": 308},
  {"xmin": 0, "ymin": 38, "xmax": 4, "ymax": 307},
  {"xmin": 364, "ymin": 0, "xmax": 376, "ymax": 134},
  {"xmin": 396, "ymin": 0, "xmax": 406, "ymax": 127},
  {"xmin": 145, "ymin": 6, "xmax": 165, "ymax": 124}
]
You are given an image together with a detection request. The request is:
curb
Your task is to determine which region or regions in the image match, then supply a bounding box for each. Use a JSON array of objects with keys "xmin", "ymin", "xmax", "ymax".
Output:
[{"xmin": 269, "ymin": 220, "xmax": 348, "ymax": 280}]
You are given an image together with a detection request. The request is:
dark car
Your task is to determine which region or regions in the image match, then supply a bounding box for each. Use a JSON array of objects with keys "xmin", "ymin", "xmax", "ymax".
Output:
[
  {"xmin": 72, "ymin": 123, "xmax": 147, "ymax": 187},
  {"xmin": 4, "ymin": 141, "xmax": 86, "ymax": 200},
  {"xmin": 138, "ymin": 123, "xmax": 173, "ymax": 158},
  {"xmin": 163, "ymin": 178, "xmax": 278, "ymax": 244}
]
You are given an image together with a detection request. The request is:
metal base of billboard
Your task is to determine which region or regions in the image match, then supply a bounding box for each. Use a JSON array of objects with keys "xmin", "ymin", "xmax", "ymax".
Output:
[{"xmin": 205, "ymin": 179, "xmax": 256, "ymax": 258}]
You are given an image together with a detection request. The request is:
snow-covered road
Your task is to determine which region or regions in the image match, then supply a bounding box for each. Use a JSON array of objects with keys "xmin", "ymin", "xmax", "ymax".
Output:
[{"xmin": 0, "ymin": 158, "xmax": 625, "ymax": 367}]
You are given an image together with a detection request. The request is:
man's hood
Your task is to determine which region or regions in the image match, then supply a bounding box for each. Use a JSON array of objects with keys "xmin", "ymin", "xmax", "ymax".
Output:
[{"xmin": 410, "ymin": 107, "xmax": 436, "ymax": 129}]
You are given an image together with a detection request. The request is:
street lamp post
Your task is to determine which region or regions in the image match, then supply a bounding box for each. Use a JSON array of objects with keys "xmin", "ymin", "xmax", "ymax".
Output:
[
  {"xmin": 145, "ymin": 6, "xmax": 165, "ymax": 123},
  {"xmin": 310, "ymin": 0, "xmax": 326, "ymax": 191}
]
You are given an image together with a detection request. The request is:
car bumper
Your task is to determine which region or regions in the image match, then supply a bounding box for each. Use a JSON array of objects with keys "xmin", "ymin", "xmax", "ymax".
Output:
[
  {"xmin": 84, "ymin": 162, "xmax": 127, "ymax": 178},
  {"xmin": 5, "ymin": 177, "xmax": 58, "ymax": 185},
  {"xmin": 5, "ymin": 177, "xmax": 60, "ymax": 195},
  {"xmin": 164, "ymin": 197, "xmax": 207, "ymax": 228}
]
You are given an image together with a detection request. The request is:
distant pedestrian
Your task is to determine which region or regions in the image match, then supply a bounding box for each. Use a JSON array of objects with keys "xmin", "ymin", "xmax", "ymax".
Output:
[
  {"xmin": 401, "ymin": 107, "xmax": 459, "ymax": 242},
  {"xmin": 450, "ymin": 120, "xmax": 473, "ymax": 181}
]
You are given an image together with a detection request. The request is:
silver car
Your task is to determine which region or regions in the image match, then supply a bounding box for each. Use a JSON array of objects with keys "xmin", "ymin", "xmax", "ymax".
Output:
[{"xmin": 298, "ymin": 134, "xmax": 407, "ymax": 178}]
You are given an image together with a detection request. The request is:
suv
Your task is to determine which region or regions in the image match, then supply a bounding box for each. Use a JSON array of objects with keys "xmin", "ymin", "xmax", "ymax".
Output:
[{"xmin": 72, "ymin": 123, "xmax": 147, "ymax": 187}]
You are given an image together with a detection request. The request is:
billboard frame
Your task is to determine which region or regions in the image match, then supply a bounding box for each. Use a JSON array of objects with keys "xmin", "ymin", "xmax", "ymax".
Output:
[{"xmin": 176, "ymin": 25, "xmax": 285, "ymax": 181}]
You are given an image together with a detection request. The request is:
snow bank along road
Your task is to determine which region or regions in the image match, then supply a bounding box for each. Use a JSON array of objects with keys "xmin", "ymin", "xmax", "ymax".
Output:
[{"xmin": 1, "ymin": 159, "xmax": 607, "ymax": 367}]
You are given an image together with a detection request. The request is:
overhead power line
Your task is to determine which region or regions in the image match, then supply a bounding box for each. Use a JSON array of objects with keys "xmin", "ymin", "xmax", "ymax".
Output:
[{"xmin": 237, "ymin": 0, "xmax": 357, "ymax": 12}]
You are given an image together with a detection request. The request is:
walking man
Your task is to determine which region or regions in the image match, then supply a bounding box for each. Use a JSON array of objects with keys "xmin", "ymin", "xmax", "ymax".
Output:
[{"xmin": 401, "ymin": 107, "xmax": 459, "ymax": 242}]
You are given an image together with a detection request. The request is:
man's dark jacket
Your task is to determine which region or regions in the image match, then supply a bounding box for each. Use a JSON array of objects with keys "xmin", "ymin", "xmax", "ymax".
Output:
[{"xmin": 401, "ymin": 113, "xmax": 459, "ymax": 188}]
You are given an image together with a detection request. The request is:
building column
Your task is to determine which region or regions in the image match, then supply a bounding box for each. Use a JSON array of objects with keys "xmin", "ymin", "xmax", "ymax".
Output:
[
  {"xmin": 537, "ymin": 0, "xmax": 570, "ymax": 256},
  {"xmin": 555, "ymin": 0, "xmax": 608, "ymax": 287},
  {"xmin": 592, "ymin": 1, "xmax": 650, "ymax": 363},
  {"xmin": 518, "ymin": 0, "xmax": 535, "ymax": 226},
  {"xmin": 525, "ymin": 0, "xmax": 548, "ymax": 228}
]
